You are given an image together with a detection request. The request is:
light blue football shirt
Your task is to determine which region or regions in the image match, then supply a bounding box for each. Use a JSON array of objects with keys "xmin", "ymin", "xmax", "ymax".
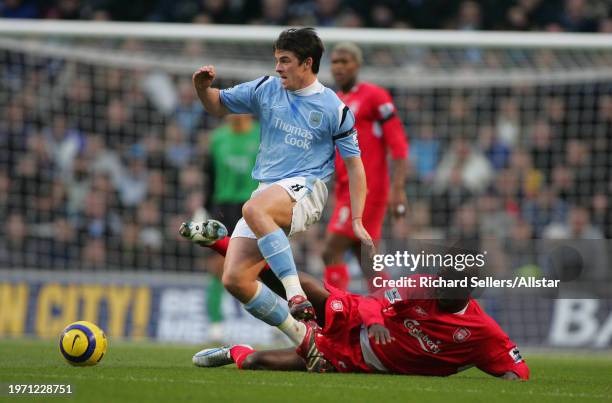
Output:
[{"xmin": 219, "ymin": 76, "xmax": 359, "ymax": 186}]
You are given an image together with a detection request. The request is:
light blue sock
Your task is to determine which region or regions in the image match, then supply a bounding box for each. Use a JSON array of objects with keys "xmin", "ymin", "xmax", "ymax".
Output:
[
  {"xmin": 243, "ymin": 282, "xmax": 306, "ymax": 345},
  {"xmin": 257, "ymin": 228, "xmax": 296, "ymax": 279},
  {"xmin": 257, "ymin": 229, "xmax": 305, "ymax": 299},
  {"xmin": 243, "ymin": 281, "xmax": 289, "ymax": 326}
]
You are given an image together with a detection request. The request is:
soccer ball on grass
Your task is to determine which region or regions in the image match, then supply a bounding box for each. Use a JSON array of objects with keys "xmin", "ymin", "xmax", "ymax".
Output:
[{"xmin": 59, "ymin": 321, "xmax": 107, "ymax": 366}]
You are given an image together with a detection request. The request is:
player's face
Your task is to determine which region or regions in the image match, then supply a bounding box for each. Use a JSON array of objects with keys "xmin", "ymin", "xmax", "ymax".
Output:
[
  {"xmin": 331, "ymin": 50, "xmax": 359, "ymax": 90},
  {"xmin": 274, "ymin": 50, "xmax": 311, "ymax": 91}
]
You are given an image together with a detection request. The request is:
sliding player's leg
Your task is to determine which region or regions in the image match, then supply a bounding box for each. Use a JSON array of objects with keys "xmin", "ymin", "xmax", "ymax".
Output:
[
  {"xmin": 193, "ymin": 344, "xmax": 307, "ymax": 371},
  {"xmin": 241, "ymin": 348, "xmax": 307, "ymax": 371},
  {"xmin": 222, "ymin": 236, "xmax": 306, "ymax": 345}
]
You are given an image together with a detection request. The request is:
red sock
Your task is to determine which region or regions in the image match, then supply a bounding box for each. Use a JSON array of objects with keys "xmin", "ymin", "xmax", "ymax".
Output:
[
  {"xmin": 210, "ymin": 236, "xmax": 230, "ymax": 256},
  {"xmin": 230, "ymin": 345, "xmax": 256, "ymax": 369},
  {"xmin": 368, "ymin": 271, "xmax": 390, "ymax": 293},
  {"xmin": 324, "ymin": 263, "xmax": 350, "ymax": 290}
]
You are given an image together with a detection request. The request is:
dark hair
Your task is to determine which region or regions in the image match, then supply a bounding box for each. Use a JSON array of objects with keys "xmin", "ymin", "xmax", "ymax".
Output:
[{"xmin": 274, "ymin": 27, "xmax": 324, "ymax": 74}]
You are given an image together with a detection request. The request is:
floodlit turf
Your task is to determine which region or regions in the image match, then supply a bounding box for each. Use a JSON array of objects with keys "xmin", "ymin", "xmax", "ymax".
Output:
[{"xmin": 0, "ymin": 339, "xmax": 611, "ymax": 403}]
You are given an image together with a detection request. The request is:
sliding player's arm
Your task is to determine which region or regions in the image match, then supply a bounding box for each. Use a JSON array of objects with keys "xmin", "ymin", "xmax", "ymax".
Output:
[
  {"xmin": 193, "ymin": 65, "xmax": 229, "ymax": 118},
  {"xmin": 475, "ymin": 324, "xmax": 530, "ymax": 381},
  {"xmin": 357, "ymin": 296, "xmax": 394, "ymax": 345}
]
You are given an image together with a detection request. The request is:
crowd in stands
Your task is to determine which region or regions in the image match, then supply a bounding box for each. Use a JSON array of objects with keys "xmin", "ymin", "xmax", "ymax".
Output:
[
  {"xmin": 0, "ymin": 0, "xmax": 610, "ymax": 280},
  {"xmin": 1, "ymin": 0, "xmax": 612, "ymax": 33}
]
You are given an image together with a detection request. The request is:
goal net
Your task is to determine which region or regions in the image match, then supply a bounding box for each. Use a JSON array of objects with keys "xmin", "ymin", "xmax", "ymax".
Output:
[{"xmin": 0, "ymin": 20, "xmax": 611, "ymax": 347}]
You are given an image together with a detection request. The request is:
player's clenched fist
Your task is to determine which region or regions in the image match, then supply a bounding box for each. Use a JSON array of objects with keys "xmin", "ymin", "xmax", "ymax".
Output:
[{"xmin": 193, "ymin": 65, "xmax": 216, "ymax": 90}]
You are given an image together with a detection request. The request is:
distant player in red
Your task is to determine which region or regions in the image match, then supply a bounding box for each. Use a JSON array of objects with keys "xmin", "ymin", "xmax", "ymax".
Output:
[
  {"xmin": 188, "ymin": 230, "xmax": 529, "ymax": 380},
  {"xmin": 324, "ymin": 43, "xmax": 409, "ymax": 292}
]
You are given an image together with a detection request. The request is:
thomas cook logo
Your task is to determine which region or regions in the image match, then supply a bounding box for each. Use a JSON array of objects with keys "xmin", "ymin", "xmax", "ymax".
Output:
[
  {"xmin": 308, "ymin": 111, "xmax": 323, "ymax": 129},
  {"xmin": 453, "ymin": 327, "xmax": 471, "ymax": 343}
]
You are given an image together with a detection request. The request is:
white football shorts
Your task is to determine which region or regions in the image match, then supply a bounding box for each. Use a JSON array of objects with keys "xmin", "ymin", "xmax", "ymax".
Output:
[{"xmin": 231, "ymin": 176, "xmax": 328, "ymax": 239}]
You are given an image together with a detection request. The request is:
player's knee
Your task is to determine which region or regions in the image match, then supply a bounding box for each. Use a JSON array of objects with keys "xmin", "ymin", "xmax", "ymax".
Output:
[
  {"xmin": 221, "ymin": 269, "xmax": 245, "ymax": 296},
  {"xmin": 241, "ymin": 200, "xmax": 260, "ymax": 225}
]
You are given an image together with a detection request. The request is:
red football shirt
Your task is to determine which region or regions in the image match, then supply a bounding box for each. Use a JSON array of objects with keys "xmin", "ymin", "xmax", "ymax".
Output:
[
  {"xmin": 335, "ymin": 82, "xmax": 408, "ymax": 203},
  {"xmin": 357, "ymin": 275, "xmax": 530, "ymax": 379}
]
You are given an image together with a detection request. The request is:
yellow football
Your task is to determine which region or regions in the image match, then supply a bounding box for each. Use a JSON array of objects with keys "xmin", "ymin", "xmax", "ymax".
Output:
[{"xmin": 59, "ymin": 321, "xmax": 107, "ymax": 366}]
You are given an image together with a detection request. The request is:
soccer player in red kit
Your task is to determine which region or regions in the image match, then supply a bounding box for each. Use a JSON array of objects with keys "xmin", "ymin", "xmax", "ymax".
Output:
[
  {"xmin": 187, "ymin": 227, "xmax": 529, "ymax": 380},
  {"xmin": 183, "ymin": 221, "xmax": 529, "ymax": 379},
  {"xmin": 324, "ymin": 43, "xmax": 409, "ymax": 292}
]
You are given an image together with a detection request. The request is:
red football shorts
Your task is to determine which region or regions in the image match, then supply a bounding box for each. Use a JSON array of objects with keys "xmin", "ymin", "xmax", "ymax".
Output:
[
  {"xmin": 315, "ymin": 284, "xmax": 371, "ymax": 373},
  {"xmin": 327, "ymin": 195, "xmax": 387, "ymax": 241}
]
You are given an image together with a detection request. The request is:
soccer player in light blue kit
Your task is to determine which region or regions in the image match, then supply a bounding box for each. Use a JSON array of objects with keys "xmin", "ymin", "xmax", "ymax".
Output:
[{"xmin": 191, "ymin": 28, "xmax": 373, "ymax": 346}]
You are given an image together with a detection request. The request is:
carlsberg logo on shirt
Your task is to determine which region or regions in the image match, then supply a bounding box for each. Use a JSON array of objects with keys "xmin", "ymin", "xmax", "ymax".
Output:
[{"xmin": 274, "ymin": 118, "xmax": 313, "ymax": 150}]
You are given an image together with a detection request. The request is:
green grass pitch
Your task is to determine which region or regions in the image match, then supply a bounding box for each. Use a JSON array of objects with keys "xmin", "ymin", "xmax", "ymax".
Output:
[{"xmin": 1, "ymin": 339, "xmax": 611, "ymax": 402}]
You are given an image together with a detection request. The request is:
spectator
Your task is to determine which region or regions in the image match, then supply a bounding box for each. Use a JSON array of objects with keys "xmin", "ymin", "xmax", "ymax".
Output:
[
  {"xmin": 45, "ymin": 0, "xmax": 82, "ymax": 20},
  {"xmin": 81, "ymin": 238, "xmax": 107, "ymax": 269},
  {"xmin": 448, "ymin": 202, "xmax": 481, "ymax": 241},
  {"xmin": 528, "ymin": 119, "xmax": 561, "ymax": 180},
  {"xmin": 477, "ymin": 191, "xmax": 514, "ymax": 240},
  {"xmin": 255, "ymin": 0, "xmax": 288, "ymax": 25},
  {"xmin": 453, "ymin": 0, "xmax": 483, "ymax": 30},
  {"xmin": 44, "ymin": 115, "xmax": 84, "ymax": 177},
  {"xmin": 50, "ymin": 217, "xmax": 78, "ymax": 268},
  {"xmin": 0, "ymin": 0, "xmax": 38, "ymax": 18},
  {"xmin": 137, "ymin": 200, "xmax": 164, "ymax": 266},
  {"xmin": 591, "ymin": 191, "xmax": 611, "ymax": 238},
  {"xmin": 543, "ymin": 206, "xmax": 607, "ymax": 280},
  {"xmin": 508, "ymin": 148, "xmax": 543, "ymax": 199},
  {"xmin": 164, "ymin": 121, "xmax": 192, "ymax": 169},
  {"xmin": 64, "ymin": 154, "xmax": 91, "ymax": 216},
  {"xmin": 86, "ymin": 135, "xmax": 123, "ymax": 188},
  {"xmin": 496, "ymin": 98, "xmax": 520, "ymax": 147},
  {"xmin": 522, "ymin": 186, "xmax": 569, "ymax": 237},
  {"xmin": 410, "ymin": 121, "xmax": 441, "ymax": 182},
  {"xmin": 116, "ymin": 144, "xmax": 149, "ymax": 208},
  {"xmin": 565, "ymin": 139, "xmax": 594, "ymax": 203},
  {"xmin": 556, "ymin": 0, "xmax": 598, "ymax": 32},
  {"xmin": 434, "ymin": 137, "xmax": 494, "ymax": 194},
  {"xmin": 0, "ymin": 213, "xmax": 38, "ymax": 267},
  {"xmin": 174, "ymin": 79, "xmax": 204, "ymax": 140},
  {"xmin": 430, "ymin": 168, "xmax": 473, "ymax": 228},
  {"xmin": 503, "ymin": 219, "xmax": 539, "ymax": 275},
  {"xmin": 478, "ymin": 125, "xmax": 511, "ymax": 171}
]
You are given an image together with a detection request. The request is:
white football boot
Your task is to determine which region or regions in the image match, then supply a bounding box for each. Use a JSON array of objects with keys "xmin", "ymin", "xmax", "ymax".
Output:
[
  {"xmin": 192, "ymin": 345, "xmax": 252, "ymax": 367},
  {"xmin": 179, "ymin": 219, "xmax": 228, "ymax": 246}
]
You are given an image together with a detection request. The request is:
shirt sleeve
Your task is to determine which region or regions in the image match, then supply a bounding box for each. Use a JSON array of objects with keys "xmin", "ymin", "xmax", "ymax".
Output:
[
  {"xmin": 358, "ymin": 296, "xmax": 385, "ymax": 327},
  {"xmin": 475, "ymin": 325, "xmax": 530, "ymax": 380},
  {"xmin": 333, "ymin": 104, "xmax": 360, "ymax": 159},
  {"xmin": 219, "ymin": 76, "xmax": 269, "ymax": 115},
  {"xmin": 372, "ymin": 87, "xmax": 409, "ymax": 160}
]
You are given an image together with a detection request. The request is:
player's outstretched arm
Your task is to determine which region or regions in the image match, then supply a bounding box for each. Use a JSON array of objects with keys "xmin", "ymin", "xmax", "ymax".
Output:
[
  {"xmin": 192, "ymin": 65, "xmax": 229, "ymax": 118},
  {"xmin": 344, "ymin": 156, "xmax": 375, "ymax": 255},
  {"xmin": 499, "ymin": 372, "xmax": 522, "ymax": 380}
]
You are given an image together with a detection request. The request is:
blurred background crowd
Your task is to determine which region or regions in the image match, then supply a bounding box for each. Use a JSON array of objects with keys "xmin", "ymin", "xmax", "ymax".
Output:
[
  {"xmin": 1, "ymin": 0, "xmax": 612, "ymax": 32},
  {"xmin": 0, "ymin": 1, "xmax": 611, "ymax": 281}
]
